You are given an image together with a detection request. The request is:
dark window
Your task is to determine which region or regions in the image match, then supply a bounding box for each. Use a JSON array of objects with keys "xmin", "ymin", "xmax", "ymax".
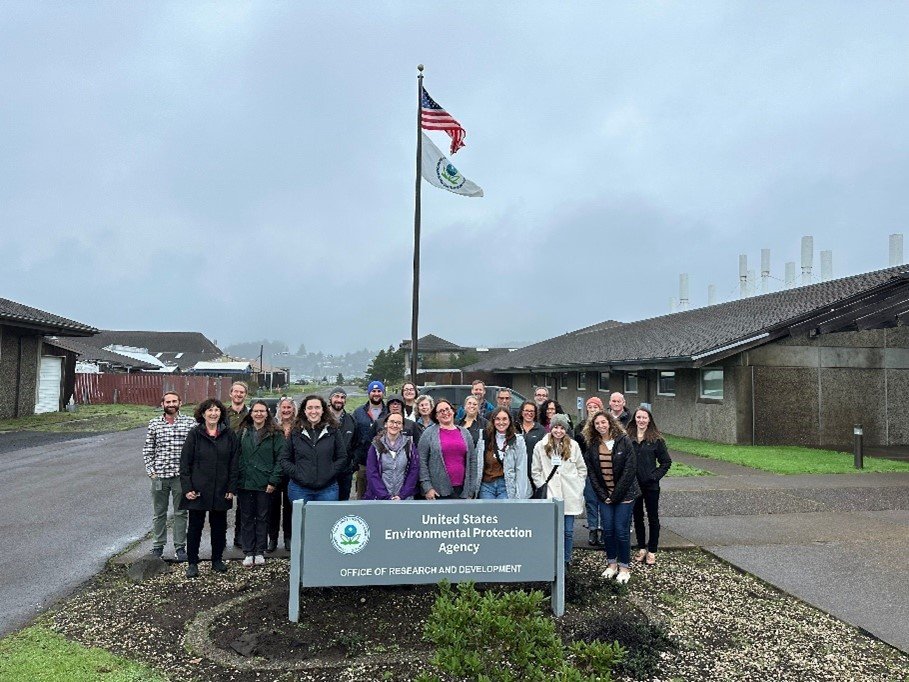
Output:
[{"xmin": 657, "ymin": 371, "xmax": 676, "ymax": 396}]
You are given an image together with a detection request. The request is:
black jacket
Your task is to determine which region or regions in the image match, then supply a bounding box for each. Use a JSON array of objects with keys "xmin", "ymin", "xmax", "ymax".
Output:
[
  {"xmin": 457, "ymin": 415, "xmax": 487, "ymax": 451},
  {"xmin": 631, "ymin": 437, "xmax": 672, "ymax": 489},
  {"xmin": 584, "ymin": 433, "xmax": 640, "ymax": 503},
  {"xmin": 334, "ymin": 410, "xmax": 357, "ymax": 473},
  {"xmin": 280, "ymin": 425, "xmax": 347, "ymax": 490},
  {"xmin": 519, "ymin": 422, "xmax": 547, "ymax": 478},
  {"xmin": 179, "ymin": 425, "xmax": 239, "ymax": 512}
]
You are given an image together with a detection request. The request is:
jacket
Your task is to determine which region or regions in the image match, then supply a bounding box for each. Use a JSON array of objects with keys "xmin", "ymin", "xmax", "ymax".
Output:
[
  {"xmin": 237, "ymin": 427, "xmax": 284, "ymax": 491},
  {"xmin": 280, "ymin": 424, "xmax": 347, "ymax": 490},
  {"xmin": 455, "ymin": 399, "xmax": 495, "ymax": 422},
  {"xmin": 457, "ymin": 415, "xmax": 487, "ymax": 450},
  {"xmin": 418, "ymin": 423, "xmax": 478, "ymax": 499},
  {"xmin": 519, "ymin": 422, "xmax": 546, "ymax": 481},
  {"xmin": 352, "ymin": 402, "xmax": 389, "ymax": 466},
  {"xmin": 631, "ymin": 437, "xmax": 672, "ymax": 489},
  {"xmin": 364, "ymin": 434, "xmax": 420, "ymax": 500},
  {"xmin": 334, "ymin": 410, "xmax": 357, "ymax": 473},
  {"xmin": 179, "ymin": 425, "xmax": 239, "ymax": 512},
  {"xmin": 584, "ymin": 433, "xmax": 640, "ymax": 503},
  {"xmin": 531, "ymin": 435, "xmax": 587, "ymax": 516},
  {"xmin": 474, "ymin": 433, "xmax": 531, "ymax": 499}
]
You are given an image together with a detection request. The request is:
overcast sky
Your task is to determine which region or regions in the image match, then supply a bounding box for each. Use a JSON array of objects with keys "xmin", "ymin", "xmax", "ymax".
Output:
[{"xmin": 2, "ymin": 2, "xmax": 908, "ymax": 353}]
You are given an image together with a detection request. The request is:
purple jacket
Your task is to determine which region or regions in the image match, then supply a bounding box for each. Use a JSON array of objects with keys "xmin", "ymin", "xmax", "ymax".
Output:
[{"xmin": 363, "ymin": 434, "xmax": 419, "ymax": 500}]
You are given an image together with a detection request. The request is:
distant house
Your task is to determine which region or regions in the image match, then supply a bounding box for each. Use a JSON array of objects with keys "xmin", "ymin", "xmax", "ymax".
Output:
[
  {"xmin": 468, "ymin": 265, "xmax": 909, "ymax": 450},
  {"xmin": 190, "ymin": 361, "xmax": 253, "ymax": 375},
  {"xmin": 0, "ymin": 297, "xmax": 98, "ymax": 417},
  {"xmin": 80, "ymin": 331, "xmax": 223, "ymax": 371},
  {"xmin": 400, "ymin": 334, "xmax": 519, "ymax": 375},
  {"xmin": 44, "ymin": 337, "xmax": 160, "ymax": 374}
]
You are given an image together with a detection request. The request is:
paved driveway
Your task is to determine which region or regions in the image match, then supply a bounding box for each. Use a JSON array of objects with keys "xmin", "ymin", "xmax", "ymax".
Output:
[{"xmin": 0, "ymin": 428, "xmax": 149, "ymax": 636}]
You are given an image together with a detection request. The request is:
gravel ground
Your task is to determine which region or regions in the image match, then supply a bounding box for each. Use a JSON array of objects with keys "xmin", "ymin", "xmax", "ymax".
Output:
[{"xmin": 46, "ymin": 549, "xmax": 908, "ymax": 681}]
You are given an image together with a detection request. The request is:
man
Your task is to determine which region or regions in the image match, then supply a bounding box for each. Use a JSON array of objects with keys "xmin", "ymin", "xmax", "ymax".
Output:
[
  {"xmin": 224, "ymin": 381, "xmax": 249, "ymax": 547},
  {"xmin": 533, "ymin": 386, "xmax": 550, "ymax": 408},
  {"xmin": 352, "ymin": 381, "xmax": 388, "ymax": 498},
  {"xmin": 328, "ymin": 387, "xmax": 357, "ymax": 501},
  {"xmin": 142, "ymin": 391, "xmax": 196, "ymax": 561},
  {"xmin": 495, "ymin": 387, "xmax": 519, "ymax": 419},
  {"xmin": 609, "ymin": 392, "xmax": 632, "ymax": 428},
  {"xmin": 378, "ymin": 393, "xmax": 421, "ymax": 441},
  {"xmin": 455, "ymin": 380, "xmax": 495, "ymax": 421}
]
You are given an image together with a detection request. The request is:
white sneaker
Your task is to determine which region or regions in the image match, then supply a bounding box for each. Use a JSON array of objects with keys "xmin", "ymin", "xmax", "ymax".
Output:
[
  {"xmin": 254, "ymin": 554, "xmax": 265, "ymax": 566},
  {"xmin": 242, "ymin": 555, "xmax": 254, "ymax": 568},
  {"xmin": 616, "ymin": 570, "xmax": 631, "ymax": 585},
  {"xmin": 601, "ymin": 564, "xmax": 619, "ymax": 579}
]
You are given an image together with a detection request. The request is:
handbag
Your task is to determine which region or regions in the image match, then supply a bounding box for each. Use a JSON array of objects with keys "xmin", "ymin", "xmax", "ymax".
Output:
[{"xmin": 531, "ymin": 462, "xmax": 559, "ymax": 499}]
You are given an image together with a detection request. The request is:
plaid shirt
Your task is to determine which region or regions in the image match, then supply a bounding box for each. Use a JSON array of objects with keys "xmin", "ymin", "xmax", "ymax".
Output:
[{"xmin": 142, "ymin": 413, "xmax": 197, "ymax": 477}]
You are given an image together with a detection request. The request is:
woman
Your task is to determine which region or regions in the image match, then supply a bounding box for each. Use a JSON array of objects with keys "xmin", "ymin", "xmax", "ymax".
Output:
[
  {"xmin": 236, "ymin": 401, "xmax": 284, "ymax": 568},
  {"xmin": 400, "ymin": 382, "xmax": 419, "ymax": 420},
  {"xmin": 531, "ymin": 413, "xmax": 587, "ymax": 570},
  {"xmin": 517, "ymin": 401, "xmax": 546, "ymax": 488},
  {"xmin": 476, "ymin": 407, "xmax": 530, "ymax": 499},
  {"xmin": 268, "ymin": 397, "xmax": 296, "ymax": 552},
  {"xmin": 630, "ymin": 407, "xmax": 672, "ymax": 566},
  {"xmin": 457, "ymin": 395, "xmax": 487, "ymax": 449},
  {"xmin": 539, "ymin": 399, "xmax": 570, "ymax": 432},
  {"xmin": 575, "ymin": 397, "xmax": 604, "ymax": 547},
  {"xmin": 364, "ymin": 413, "xmax": 420, "ymax": 500},
  {"xmin": 413, "ymin": 394, "xmax": 435, "ymax": 434},
  {"xmin": 582, "ymin": 411, "xmax": 640, "ymax": 585},
  {"xmin": 279, "ymin": 394, "xmax": 347, "ymax": 503},
  {"xmin": 418, "ymin": 398, "xmax": 478, "ymax": 499},
  {"xmin": 179, "ymin": 398, "xmax": 239, "ymax": 578}
]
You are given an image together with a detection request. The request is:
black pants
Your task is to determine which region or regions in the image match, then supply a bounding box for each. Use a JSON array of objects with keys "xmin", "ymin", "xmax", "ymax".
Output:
[
  {"xmin": 233, "ymin": 504, "xmax": 242, "ymax": 544},
  {"xmin": 632, "ymin": 487, "xmax": 661, "ymax": 552},
  {"xmin": 187, "ymin": 509, "xmax": 227, "ymax": 564},
  {"xmin": 268, "ymin": 481, "xmax": 292, "ymax": 545},
  {"xmin": 239, "ymin": 490, "xmax": 271, "ymax": 555},
  {"xmin": 337, "ymin": 470, "xmax": 354, "ymax": 502}
]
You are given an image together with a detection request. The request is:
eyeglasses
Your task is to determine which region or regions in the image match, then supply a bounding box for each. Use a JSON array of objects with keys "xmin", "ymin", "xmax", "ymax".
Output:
[
  {"xmin": 521, "ymin": 409, "xmax": 536, "ymax": 414},
  {"xmin": 436, "ymin": 408, "xmax": 453, "ymax": 415}
]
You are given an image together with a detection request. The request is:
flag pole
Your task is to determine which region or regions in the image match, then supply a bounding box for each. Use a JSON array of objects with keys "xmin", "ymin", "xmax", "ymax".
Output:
[{"xmin": 410, "ymin": 64, "xmax": 424, "ymax": 383}]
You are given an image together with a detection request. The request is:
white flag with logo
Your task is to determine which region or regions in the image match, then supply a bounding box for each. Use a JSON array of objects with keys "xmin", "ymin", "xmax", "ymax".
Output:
[{"xmin": 421, "ymin": 133, "xmax": 484, "ymax": 197}]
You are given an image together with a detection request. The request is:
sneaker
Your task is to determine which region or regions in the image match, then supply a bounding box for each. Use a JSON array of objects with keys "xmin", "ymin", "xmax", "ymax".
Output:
[
  {"xmin": 149, "ymin": 547, "xmax": 164, "ymax": 558},
  {"xmin": 212, "ymin": 560, "xmax": 228, "ymax": 573},
  {"xmin": 616, "ymin": 570, "xmax": 631, "ymax": 585},
  {"xmin": 602, "ymin": 564, "xmax": 619, "ymax": 580},
  {"xmin": 174, "ymin": 547, "xmax": 188, "ymax": 562},
  {"xmin": 185, "ymin": 563, "xmax": 199, "ymax": 578},
  {"xmin": 254, "ymin": 554, "xmax": 265, "ymax": 566},
  {"xmin": 634, "ymin": 549, "xmax": 647, "ymax": 563},
  {"xmin": 242, "ymin": 555, "xmax": 254, "ymax": 569}
]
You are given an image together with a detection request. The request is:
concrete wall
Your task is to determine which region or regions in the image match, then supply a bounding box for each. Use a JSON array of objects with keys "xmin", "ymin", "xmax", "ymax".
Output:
[{"xmin": 0, "ymin": 326, "xmax": 41, "ymax": 419}]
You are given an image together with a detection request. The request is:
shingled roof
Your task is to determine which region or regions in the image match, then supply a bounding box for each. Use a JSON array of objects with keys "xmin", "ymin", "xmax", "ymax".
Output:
[
  {"xmin": 399, "ymin": 334, "xmax": 466, "ymax": 352},
  {"xmin": 80, "ymin": 331, "xmax": 222, "ymax": 370},
  {"xmin": 0, "ymin": 298, "xmax": 97, "ymax": 336},
  {"xmin": 44, "ymin": 337, "xmax": 159, "ymax": 370},
  {"xmin": 468, "ymin": 265, "xmax": 909, "ymax": 372}
]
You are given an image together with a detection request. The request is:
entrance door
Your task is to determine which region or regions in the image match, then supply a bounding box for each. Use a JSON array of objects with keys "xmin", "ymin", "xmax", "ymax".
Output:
[{"xmin": 35, "ymin": 356, "xmax": 63, "ymax": 413}]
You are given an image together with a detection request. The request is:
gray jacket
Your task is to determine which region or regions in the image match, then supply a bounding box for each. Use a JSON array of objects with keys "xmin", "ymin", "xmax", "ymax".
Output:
[
  {"xmin": 418, "ymin": 423, "xmax": 478, "ymax": 498},
  {"xmin": 475, "ymin": 434, "xmax": 531, "ymax": 500}
]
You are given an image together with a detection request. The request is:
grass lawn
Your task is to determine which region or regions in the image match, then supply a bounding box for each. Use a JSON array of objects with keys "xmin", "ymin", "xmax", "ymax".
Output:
[
  {"xmin": 0, "ymin": 626, "xmax": 163, "ymax": 681},
  {"xmin": 0, "ymin": 404, "xmax": 160, "ymax": 434},
  {"xmin": 665, "ymin": 435, "xmax": 909, "ymax": 475},
  {"xmin": 665, "ymin": 461, "xmax": 710, "ymax": 477}
]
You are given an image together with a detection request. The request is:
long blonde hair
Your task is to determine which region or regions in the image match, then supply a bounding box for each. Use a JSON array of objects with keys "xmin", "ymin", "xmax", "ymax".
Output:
[{"xmin": 544, "ymin": 430, "xmax": 573, "ymax": 461}]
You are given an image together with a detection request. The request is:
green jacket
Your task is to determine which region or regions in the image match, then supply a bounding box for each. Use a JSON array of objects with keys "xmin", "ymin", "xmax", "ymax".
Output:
[{"xmin": 237, "ymin": 427, "xmax": 284, "ymax": 491}]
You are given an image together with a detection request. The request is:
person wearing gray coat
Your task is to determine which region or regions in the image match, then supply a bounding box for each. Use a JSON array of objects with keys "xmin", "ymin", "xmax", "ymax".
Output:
[
  {"xmin": 475, "ymin": 407, "xmax": 531, "ymax": 500},
  {"xmin": 418, "ymin": 399, "xmax": 478, "ymax": 499}
]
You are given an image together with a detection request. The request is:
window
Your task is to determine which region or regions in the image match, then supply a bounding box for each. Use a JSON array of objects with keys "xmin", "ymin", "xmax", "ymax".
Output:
[
  {"xmin": 545, "ymin": 374, "xmax": 553, "ymax": 388},
  {"xmin": 700, "ymin": 369, "xmax": 724, "ymax": 399},
  {"xmin": 598, "ymin": 372, "xmax": 610, "ymax": 392},
  {"xmin": 559, "ymin": 373, "xmax": 568, "ymax": 390},
  {"xmin": 625, "ymin": 372, "xmax": 638, "ymax": 394},
  {"xmin": 530, "ymin": 373, "xmax": 538, "ymax": 389},
  {"xmin": 657, "ymin": 371, "xmax": 676, "ymax": 396},
  {"xmin": 577, "ymin": 372, "xmax": 587, "ymax": 390}
]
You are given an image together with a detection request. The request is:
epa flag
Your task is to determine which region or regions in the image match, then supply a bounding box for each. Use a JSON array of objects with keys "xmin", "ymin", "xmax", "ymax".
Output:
[{"xmin": 420, "ymin": 133, "xmax": 483, "ymax": 197}]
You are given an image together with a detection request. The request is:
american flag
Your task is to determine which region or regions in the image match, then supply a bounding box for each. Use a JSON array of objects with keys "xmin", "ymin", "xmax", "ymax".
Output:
[{"xmin": 421, "ymin": 86, "xmax": 466, "ymax": 155}]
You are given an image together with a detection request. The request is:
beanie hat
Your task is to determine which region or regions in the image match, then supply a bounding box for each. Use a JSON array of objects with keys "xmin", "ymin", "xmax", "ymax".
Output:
[
  {"xmin": 367, "ymin": 380, "xmax": 386, "ymax": 393},
  {"xmin": 550, "ymin": 413, "xmax": 571, "ymax": 431},
  {"xmin": 330, "ymin": 387, "xmax": 347, "ymax": 398},
  {"xmin": 585, "ymin": 396, "xmax": 604, "ymax": 411}
]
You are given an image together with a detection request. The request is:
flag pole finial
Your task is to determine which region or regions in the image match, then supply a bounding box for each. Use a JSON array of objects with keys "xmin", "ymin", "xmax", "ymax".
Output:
[{"xmin": 417, "ymin": 64, "xmax": 424, "ymax": 72}]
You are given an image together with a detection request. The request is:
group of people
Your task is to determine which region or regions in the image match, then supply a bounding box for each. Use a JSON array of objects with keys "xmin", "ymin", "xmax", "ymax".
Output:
[{"xmin": 142, "ymin": 379, "xmax": 671, "ymax": 583}]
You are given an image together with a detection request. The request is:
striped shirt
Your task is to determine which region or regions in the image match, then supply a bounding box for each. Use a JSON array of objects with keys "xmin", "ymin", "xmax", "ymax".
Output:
[
  {"xmin": 142, "ymin": 414, "xmax": 196, "ymax": 478},
  {"xmin": 598, "ymin": 442, "xmax": 614, "ymax": 491}
]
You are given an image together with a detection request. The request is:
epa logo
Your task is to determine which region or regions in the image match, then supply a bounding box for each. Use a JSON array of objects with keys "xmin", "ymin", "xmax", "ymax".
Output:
[{"xmin": 330, "ymin": 515, "xmax": 370, "ymax": 555}]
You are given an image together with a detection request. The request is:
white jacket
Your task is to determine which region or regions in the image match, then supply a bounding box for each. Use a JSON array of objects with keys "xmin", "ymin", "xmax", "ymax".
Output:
[{"xmin": 531, "ymin": 434, "xmax": 587, "ymax": 516}]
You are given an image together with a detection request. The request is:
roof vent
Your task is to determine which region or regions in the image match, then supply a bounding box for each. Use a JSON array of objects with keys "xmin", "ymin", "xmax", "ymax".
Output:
[
  {"xmin": 890, "ymin": 234, "xmax": 904, "ymax": 267},
  {"xmin": 739, "ymin": 254, "xmax": 748, "ymax": 299},
  {"xmin": 820, "ymin": 250, "xmax": 833, "ymax": 282},
  {"xmin": 785, "ymin": 261, "xmax": 796, "ymax": 289},
  {"xmin": 761, "ymin": 249, "xmax": 770, "ymax": 293},
  {"xmin": 801, "ymin": 236, "xmax": 813, "ymax": 285}
]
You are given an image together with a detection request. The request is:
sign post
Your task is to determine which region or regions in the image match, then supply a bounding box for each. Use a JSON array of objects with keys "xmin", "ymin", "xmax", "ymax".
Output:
[{"xmin": 289, "ymin": 499, "xmax": 565, "ymax": 620}]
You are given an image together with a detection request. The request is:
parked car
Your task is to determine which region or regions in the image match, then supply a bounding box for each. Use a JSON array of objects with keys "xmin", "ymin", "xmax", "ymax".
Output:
[{"xmin": 418, "ymin": 385, "xmax": 528, "ymax": 410}]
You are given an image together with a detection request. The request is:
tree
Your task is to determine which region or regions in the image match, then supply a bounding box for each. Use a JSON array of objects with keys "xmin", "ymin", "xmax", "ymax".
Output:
[
  {"xmin": 364, "ymin": 345, "xmax": 406, "ymax": 385},
  {"xmin": 336, "ymin": 373, "xmax": 345, "ymax": 384}
]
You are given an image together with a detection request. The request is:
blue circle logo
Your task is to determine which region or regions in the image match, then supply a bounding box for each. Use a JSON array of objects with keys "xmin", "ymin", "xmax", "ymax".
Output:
[{"xmin": 331, "ymin": 515, "xmax": 370, "ymax": 555}]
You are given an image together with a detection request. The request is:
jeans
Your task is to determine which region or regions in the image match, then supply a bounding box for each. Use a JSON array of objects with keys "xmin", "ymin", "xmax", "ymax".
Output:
[
  {"xmin": 599, "ymin": 500, "xmax": 634, "ymax": 567},
  {"xmin": 478, "ymin": 477, "xmax": 508, "ymax": 499},
  {"xmin": 583, "ymin": 478, "xmax": 601, "ymax": 530},
  {"xmin": 288, "ymin": 480, "xmax": 339, "ymax": 503},
  {"xmin": 268, "ymin": 481, "xmax": 292, "ymax": 545},
  {"xmin": 633, "ymin": 487, "xmax": 661, "ymax": 552},
  {"xmin": 186, "ymin": 509, "xmax": 227, "ymax": 565},
  {"xmin": 564, "ymin": 515, "xmax": 575, "ymax": 563},
  {"xmin": 150, "ymin": 476, "xmax": 187, "ymax": 550},
  {"xmin": 238, "ymin": 490, "xmax": 271, "ymax": 555}
]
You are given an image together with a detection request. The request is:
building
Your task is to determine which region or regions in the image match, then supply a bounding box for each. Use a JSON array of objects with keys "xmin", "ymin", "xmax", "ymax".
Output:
[
  {"xmin": 80, "ymin": 330, "xmax": 223, "ymax": 371},
  {"xmin": 0, "ymin": 297, "xmax": 98, "ymax": 417},
  {"xmin": 44, "ymin": 337, "xmax": 160, "ymax": 374},
  {"xmin": 400, "ymin": 334, "xmax": 517, "ymax": 374},
  {"xmin": 467, "ymin": 265, "xmax": 909, "ymax": 450}
]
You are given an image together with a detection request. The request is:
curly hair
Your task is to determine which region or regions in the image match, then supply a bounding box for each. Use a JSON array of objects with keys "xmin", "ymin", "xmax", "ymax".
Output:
[
  {"xmin": 194, "ymin": 398, "xmax": 227, "ymax": 424},
  {"xmin": 294, "ymin": 394, "xmax": 337, "ymax": 430},
  {"xmin": 581, "ymin": 410, "xmax": 626, "ymax": 451}
]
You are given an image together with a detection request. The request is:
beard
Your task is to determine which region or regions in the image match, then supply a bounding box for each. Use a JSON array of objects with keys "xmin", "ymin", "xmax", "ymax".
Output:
[
  {"xmin": 163, "ymin": 405, "xmax": 178, "ymax": 415},
  {"xmin": 330, "ymin": 401, "xmax": 344, "ymax": 413},
  {"xmin": 369, "ymin": 396, "xmax": 383, "ymax": 406}
]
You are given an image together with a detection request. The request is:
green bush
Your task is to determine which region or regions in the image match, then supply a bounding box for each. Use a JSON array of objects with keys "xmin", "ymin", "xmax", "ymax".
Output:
[{"xmin": 420, "ymin": 582, "xmax": 624, "ymax": 682}]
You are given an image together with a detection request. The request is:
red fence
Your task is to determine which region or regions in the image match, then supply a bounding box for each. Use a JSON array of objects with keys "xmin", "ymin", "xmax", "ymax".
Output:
[{"xmin": 74, "ymin": 374, "xmax": 236, "ymax": 406}]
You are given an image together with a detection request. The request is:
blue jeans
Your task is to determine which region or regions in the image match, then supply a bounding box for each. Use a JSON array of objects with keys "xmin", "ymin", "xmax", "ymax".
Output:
[
  {"xmin": 599, "ymin": 500, "xmax": 634, "ymax": 567},
  {"xmin": 287, "ymin": 480, "xmax": 339, "ymax": 503},
  {"xmin": 564, "ymin": 515, "xmax": 575, "ymax": 563},
  {"xmin": 478, "ymin": 477, "xmax": 508, "ymax": 499},
  {"xmin": 583, "ymin": 479, "xmax": 601, "ymax": 530}
]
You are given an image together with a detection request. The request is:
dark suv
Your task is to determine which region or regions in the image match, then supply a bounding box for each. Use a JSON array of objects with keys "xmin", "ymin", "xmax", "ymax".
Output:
[{"xmin": 419, "ymin": 385, "xmax": 528, "ymax": 408}]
